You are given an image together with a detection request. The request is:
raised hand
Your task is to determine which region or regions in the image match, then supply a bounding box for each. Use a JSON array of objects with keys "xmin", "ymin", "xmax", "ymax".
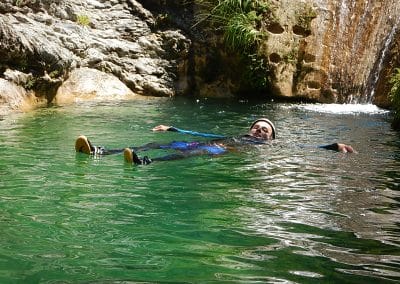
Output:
[{"xmin": 152, "ymin": 125, "xmax": 171, "ymax": 132}]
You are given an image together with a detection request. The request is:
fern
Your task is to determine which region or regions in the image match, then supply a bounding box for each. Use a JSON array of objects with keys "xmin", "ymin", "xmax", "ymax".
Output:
[
  {"xmin": 224, "ymin": 12, "xmax": 261, "ymax": 51},
  {"xmin": 194, "ymin": 0, "xmax": 271, "ymax": 91},
  {"xmin": 200, "ymin": 0, "xmax": 268, "ymax": 51}
]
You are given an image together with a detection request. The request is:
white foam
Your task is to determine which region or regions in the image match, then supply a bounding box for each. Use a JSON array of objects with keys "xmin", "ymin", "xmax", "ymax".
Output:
[{"xmin": 286, "ymin": 104, "xmax": 390, "ymax": 115}]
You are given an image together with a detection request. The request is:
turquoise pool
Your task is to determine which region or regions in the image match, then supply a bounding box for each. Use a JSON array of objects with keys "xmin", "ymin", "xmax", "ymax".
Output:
[{"xmin": 0, "ymin": 98, "xmax": 399, "ymax": 283}]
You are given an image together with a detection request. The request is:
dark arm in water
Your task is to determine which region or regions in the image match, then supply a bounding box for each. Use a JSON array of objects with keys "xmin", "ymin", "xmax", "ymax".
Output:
[
  {"xmin": 152, "ymin": 124, "xmax": 226, "ymax": 138},
  {"xmin": 319, "ymin": 143, "xmax": 356, "ymax": 153}
]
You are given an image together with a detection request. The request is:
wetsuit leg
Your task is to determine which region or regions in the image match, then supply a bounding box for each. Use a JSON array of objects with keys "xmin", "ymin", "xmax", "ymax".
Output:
[
  {"xmin": 94, "ymin": 143, "xmax": 165, "ymax": 155},
  {"xmin": 130, "ymin": 141, "xmax": 200, "ymax": 152},
  {"xmin": 130, "ymin": 142, "xmax": 166, "ymax": 152},
  {"xmin": 92, "ymin": 141, "xmax": 187, "ymax": 156},
  {"xmin": 148, "ymin": 145, "xmax": 227, "ymax": 162},
  {"xmin": 100, "ymin": 148, "xmax": 125, "ymax": 155},
  {"xmin": 150, "ymin": 149, "xmax": 208, "ymax": 161}
]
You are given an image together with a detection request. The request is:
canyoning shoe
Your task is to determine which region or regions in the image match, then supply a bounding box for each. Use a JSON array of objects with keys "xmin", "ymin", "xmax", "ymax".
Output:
[
  {"xmin": 75, "ymin": 135, "xmax": 92, "ymax": 154},
  {"xmin": 75, "ymin": 136, "xmax": 105, "ymax": 155},
  {"xmin": 123, "ymin": 148, "xmax": 133, "ymax": 163},
  {"xmin": 124, "ymin": 148, "xmax": 142, "ymax": 165}
]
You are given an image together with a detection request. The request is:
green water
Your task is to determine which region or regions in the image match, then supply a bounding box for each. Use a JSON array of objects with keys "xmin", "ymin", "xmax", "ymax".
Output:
[{"xmin": 1, "ymin": 98, "xmax": 399, "ymax": 283}]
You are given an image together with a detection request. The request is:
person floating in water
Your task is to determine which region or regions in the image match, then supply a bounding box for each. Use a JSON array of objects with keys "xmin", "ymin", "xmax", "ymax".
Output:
[{"xmin": 75, "ymin": 118, "xmax": 355, "ymax": 165}]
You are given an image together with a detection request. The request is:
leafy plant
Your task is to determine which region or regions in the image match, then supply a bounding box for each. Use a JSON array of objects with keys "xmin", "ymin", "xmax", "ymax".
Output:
[
  {"xmin": 223, "ymin": 12, "xmax": 261, "ymax": 51},
  {"xmin": 295, "ymin": 4, "xmax": 317, "ymax": 32},
  {"xmin": 15, "ymin": 0, "xmax": 36, "ymax": 7},
  {"xmin": 76, "ymin": 14, "xmax": 90, "ymax": 26},
  {"xmin": 389, "ymin": 68, "xmax": 400, "ymax": 126},
  {"xmin": 242, "ymin": 53, "xmax": 269, "ymax": 90},
  {"xmin": 195, "ymin": 0, "xmax": 271, "ymax": 91},
  {"xmin": 203, "ymin": 0, "xmax": 268, "ymax": 51},
  {"xmin": 24, "ymin": 76, "xmax": 37, "ymax": 90},
  {"xmin": 48, "ymin": 70, "xmax": 60, "ymax": 78},
  {"xmin": 283, "ymin": 49, "xmax": 297, "ymax": 63}
]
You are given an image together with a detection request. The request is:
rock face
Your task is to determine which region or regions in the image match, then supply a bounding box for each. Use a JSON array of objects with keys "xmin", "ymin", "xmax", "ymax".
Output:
[
  {"xmin": 373, "ymin": 29, "xmax": 400, "ymax": 108},
  {"xmin": 145, "ymin": 0, "xmax": 400, "ymax": 105},
  {"xmin": 185, "ymin": 0, "xmax": 400, "ymax": 104},
  {"xmin": 55, "ymin": 67, "xmax": 136, "ymax": 104},
  {"xmin": 0, "ymin": 78, "xmax": 45, "ymax": 116},
  {"xmin": 286, "ymin": 0, "xmax": 400, "ymax": 105},
  {"xmin": 0, "ymin": 0, "xmax": 399, "ymax": 114},
  {"xmin": 0, "ymin": 0, "xmax": 191, "ymax": 114}
]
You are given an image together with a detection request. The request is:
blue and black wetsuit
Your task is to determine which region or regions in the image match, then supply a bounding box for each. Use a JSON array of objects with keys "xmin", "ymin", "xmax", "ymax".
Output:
[
  {"xmin": 84, "ymin": 126, "xmax": 346, "ymax": 161},
  {"xmin": 126, "ymin": 126, "xmax": 267, "ymax": 162}
]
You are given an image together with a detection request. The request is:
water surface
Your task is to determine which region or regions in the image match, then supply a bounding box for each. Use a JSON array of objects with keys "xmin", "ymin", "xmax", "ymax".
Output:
[{"xmin": 0, "ymin": 98, "xmax": 399, "ymax": 283}]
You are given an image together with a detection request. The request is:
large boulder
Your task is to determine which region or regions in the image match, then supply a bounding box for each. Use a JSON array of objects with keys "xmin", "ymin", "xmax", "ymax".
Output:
[
  {"xmin": 0, "ymin": 78, "xmax": 45, "ymax": 115},
  {"xmin": 55, "ymin": 68, "xmax": 136, "ymax": 104},
  {"xmin": 0, "ymin": 0, "xmax": 191, "ymax": 111}
]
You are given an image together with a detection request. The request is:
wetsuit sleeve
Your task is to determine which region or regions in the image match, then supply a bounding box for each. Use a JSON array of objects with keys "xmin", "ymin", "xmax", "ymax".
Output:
[
  {"xmin": 318, "ymin": 143, "xmax": 339, "ymax": 151},
  {"xmin": 168, "ymin": 126, "xmax": 226, "ymax": 139},
  {"xmin": 298, "ymin": 143, "xmax": 339, "ymax": 151}
]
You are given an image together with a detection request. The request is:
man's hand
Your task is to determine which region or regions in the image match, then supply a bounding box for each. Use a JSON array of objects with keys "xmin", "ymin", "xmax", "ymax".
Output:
[
  {"xmin": 152, "ymin": 125, "xmax": 171, "ymax": 132},
  {"xmin": 337, "ymin": 143, "xmax": 356, "ymax": 153}
]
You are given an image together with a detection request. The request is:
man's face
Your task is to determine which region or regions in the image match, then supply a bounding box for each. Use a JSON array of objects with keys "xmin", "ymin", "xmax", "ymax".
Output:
[{"xmin": 249, "ymin": 121, "xmax": 273, "ymax": 140}]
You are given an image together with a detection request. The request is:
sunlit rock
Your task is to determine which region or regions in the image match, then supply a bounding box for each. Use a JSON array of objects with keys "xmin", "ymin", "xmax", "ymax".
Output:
[
  {"xmin": 0, "ymin": 0, "xmax": 191, "ymax": 109},
  {"xmin": 0, "ymin": 78, "xmax": 45, "ymax": 115},
  {"xmin": 0, "ymin": 0, "xmax": 399, "ymax": 108},
  {"xmin": 55, "ymin": 68, "xmax": 136, "ymax": 104}
]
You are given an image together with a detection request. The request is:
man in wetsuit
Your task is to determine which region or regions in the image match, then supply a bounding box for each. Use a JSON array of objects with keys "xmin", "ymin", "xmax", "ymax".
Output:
[{"xmin": 75, "ymin": 118, "xmax": 355, "ymax": 165}]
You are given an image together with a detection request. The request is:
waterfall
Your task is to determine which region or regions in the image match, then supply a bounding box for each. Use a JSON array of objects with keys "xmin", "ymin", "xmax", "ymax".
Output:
[
  {"xmin": 312, "ymin": 0, "xmax": 400, "ymax": 104},
  {"xmin": 364, "ymin": 21, "xmax": 399, "ymax": 103}
]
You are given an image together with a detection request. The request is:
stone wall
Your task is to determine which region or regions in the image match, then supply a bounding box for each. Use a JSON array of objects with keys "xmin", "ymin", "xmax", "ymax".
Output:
[
  {"xmin": 150, "ymin": 0, "xmax": 400, "ymax": 105},
  {"xmin": 0, "ymin": 0, "xmax": 399, "ymax": 115},
  {"xmin": 0, "ymin": 0, "xmax": 191, "ymax": 114},
  {"xmin": 193, "ymin": 0, "xmax": 400, "ymax": 104}
]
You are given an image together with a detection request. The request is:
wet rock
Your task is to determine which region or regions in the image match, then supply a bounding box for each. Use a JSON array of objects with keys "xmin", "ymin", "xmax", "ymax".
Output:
[{"xmin": 258, "ymin": 0, "xmax": 400, "ymax": 103}]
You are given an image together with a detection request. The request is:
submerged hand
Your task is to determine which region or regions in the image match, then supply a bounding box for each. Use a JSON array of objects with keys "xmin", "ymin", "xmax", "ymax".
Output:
[{"xmin": 152, "ymin": 125, "xmax": 171, "ymax": 131}]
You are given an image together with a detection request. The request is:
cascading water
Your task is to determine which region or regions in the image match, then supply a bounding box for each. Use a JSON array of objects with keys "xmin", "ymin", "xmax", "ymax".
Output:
[
  {"xmin": 314, "ymin": 0, "xmax": 400, "ymax": 104},
  {"xmin": 364, "ymin": 20, "xmax": 400, "ymax": 104}
]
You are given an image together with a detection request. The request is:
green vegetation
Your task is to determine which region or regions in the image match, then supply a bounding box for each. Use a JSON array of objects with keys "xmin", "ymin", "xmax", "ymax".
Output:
[
  {"xmin": 48, "ymin": 70, "xmax": 60, "ymax": 79},
  {"xmin": 242, "ymin": 53, "xmax": 269, "ymax": 91},
  {"xmin": 295, "ymin": 4, "xmax": 317, "ymax": 32},
  {"xmin": 389, "ymin": 68, "xmax": 400, "ymax": 128},
  {"xmin": 196, "ymin": 0, "xmax": 271, "ymax": 91},
  {"xmin": 15, "ymin": 0, "xmax": 36, "ymax": 7},
  {"xmin": 24, "ymin": 76, "xmax": 36, "ymax": 90},
  {"xmin": 283, "ymin": 49, "xmax": 297, "ymax": 63},
  {"xmin": 76, "ymin": 14, "xmax": 91, "ymax": 26},
  {"xmin": 200, "ymin": 0, "xmax": 269, "ymax": 52}
]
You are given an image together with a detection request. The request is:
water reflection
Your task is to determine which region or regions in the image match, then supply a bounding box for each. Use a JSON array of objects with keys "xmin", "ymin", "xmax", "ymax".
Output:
[
  {"xmin": 236, "ymin": 103, "xmax": 400, "ymax": 280},
  {"xmin": 0, "ymin": 99, "xmax": 399, "ymax": 282}
]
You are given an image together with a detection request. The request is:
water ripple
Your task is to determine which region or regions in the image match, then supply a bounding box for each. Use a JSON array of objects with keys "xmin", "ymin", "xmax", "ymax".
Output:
[{"xmin": 1, "ymin": 100, "xmax": 399, "ymax": 282}]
